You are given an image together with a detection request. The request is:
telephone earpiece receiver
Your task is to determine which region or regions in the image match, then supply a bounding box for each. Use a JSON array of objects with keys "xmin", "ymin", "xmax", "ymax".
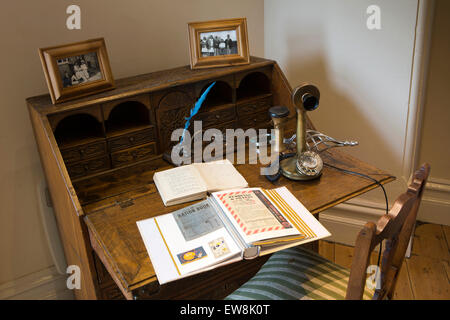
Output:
[{"xmin": 280, "ymin": 83, "xmax": 323, "ymax": 181}]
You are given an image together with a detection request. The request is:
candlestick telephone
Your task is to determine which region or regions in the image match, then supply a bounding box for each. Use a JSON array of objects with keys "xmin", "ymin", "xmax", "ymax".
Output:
[{"xmin": 268, "ymin": 83, "xmax": 358, "ymax": 181}]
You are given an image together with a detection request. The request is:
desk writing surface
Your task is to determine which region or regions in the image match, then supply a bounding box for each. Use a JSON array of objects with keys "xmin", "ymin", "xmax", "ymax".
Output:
[{"xmin": 83, "ymin": 147, "xmax": 395, "ymax": 295}]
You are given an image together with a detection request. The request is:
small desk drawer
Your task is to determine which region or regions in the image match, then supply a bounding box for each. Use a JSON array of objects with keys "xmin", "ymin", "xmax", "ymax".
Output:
[
  {"xmin": 237, "ymin": 94, "xmax": 272, "ymax": 118},
  {"xmin": 111, "ymin": 142, "xmax": 157, "ymax": 168},
  {"xmin": 213, "ymin": 120, "xmax": 237, "ymax": 135},
  {"xmin": 99, "ymin": 283, "xmax": 125, "ymax": 300},
  {"xmin": 195, "ymin": 104, "xmax": 236, "ymax": 129},
  {"xmin": 66, "ymin": 155, "xmax": 111, "ymax": 178},
  {"xmin": 237, "ymin": 112, "xmax": 271, "ymax": 130},
  {"xmin": 108, "ymin": 127, "xmax": 156, "ymax": 152},
  {"xmin": 60, "ymin": 140, "xmax": 107, "ymax": 164}
]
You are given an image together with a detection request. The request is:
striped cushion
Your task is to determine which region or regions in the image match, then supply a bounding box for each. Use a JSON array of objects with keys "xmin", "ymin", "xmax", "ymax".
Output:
[{"xmin": 226, "ymin": 246, "xmax": 374, "ymax": 300}]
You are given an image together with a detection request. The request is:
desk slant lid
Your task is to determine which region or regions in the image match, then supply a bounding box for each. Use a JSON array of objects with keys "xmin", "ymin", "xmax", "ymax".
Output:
[{"xmin": 84, "ymin": 146, "xmax": 394, "ymax": 295}]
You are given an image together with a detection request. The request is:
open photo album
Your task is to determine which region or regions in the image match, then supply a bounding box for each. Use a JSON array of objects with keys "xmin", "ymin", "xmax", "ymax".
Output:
[{"xmin": 137, "ymin": 186, "xmax": 331, "ymax": 284}]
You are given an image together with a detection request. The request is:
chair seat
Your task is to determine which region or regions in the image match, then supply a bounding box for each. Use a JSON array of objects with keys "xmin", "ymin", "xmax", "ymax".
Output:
[{"xmin": 226, "ymin": 246, "xmax": 374, "ymax": 300}]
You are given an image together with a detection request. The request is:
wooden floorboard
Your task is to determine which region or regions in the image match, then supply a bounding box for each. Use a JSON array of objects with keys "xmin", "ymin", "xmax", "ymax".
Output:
[
  {"xmin": 406, "ymin": 254, "xmax": 449, "ymax": 299},
  {"xmin": 392, "ymin": 263, "xmax": 414, "ymax": 300},
  {"xmin": 406, "ymin": 223, "xmax": 450, "ymax": 299},
  {"xmin": 440, "ymin": 225, "xmax": 450, "ymax": 251},
  {"xmin": 411, "ymin": 223, "xmax": 448, "ymax": 259},
  {"xmin": 318, "ymin": 222, "xmax": 450, "ymax": 300}
]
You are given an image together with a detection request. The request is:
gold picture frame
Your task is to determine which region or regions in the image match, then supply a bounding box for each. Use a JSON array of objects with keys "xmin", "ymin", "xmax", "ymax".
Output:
[
  {"xmin": 188, "ymin": 18, "xmax": 250, "ymax": 69},
  {"xmin": 39, "ymin": 38, "xmax": 115, "ymax": 104}
]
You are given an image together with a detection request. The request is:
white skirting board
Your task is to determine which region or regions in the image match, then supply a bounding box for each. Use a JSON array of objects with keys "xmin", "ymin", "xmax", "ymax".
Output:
[
  {"xmin": 319, "ymin": 201, "xmax": 384, "ymax": 247},
  {"xmin": 0, "ymin": 266, "xmax": 74, "ymax": 300},
  {"xmin": 319, "ymin": 178, "xmax": 450, "ymax": 247},
  {"xmin": 417, "ymin": 178, "xmax": 450, "ymax": 226}
]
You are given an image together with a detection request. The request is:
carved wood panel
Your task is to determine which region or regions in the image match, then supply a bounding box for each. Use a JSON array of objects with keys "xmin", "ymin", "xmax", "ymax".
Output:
[
  {"xmin": 155, "ymin": 90, "xmax": 193, "ymax": 152},
  {"xmin": 151, "ymin": 85, "xmax": 194, "ymax": 110}
]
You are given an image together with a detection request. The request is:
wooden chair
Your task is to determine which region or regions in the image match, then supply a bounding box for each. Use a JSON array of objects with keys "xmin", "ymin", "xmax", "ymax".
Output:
[{"xmin": 226, "ymin": 163, "xmax": 430, "ymax": 300}]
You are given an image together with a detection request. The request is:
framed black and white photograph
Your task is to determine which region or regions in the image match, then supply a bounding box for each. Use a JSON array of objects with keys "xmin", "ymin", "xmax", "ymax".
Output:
[
  {"xmin": 57, "ymin": 52, "xmax": 103, "ymax": 88},
  {"xmin": 188, "ymin": 18, "xmax": 250, "ymax": 69},
  {"xmin": 39, "ymin": 38, "xmax": 115, "ymax": 104},
  {"xmin": 199, "ymin": 30, "xmax": 238, "ymax": 57}
]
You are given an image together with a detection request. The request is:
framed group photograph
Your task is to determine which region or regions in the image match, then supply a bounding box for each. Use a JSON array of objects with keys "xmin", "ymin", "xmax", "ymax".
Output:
[
  {"xmin": 39, "ymin": 38, "xmax": 115, "ymax": 104},
  {"xmin": 188, "ymin": 18, "xmax": 250, "ymax": 69}
]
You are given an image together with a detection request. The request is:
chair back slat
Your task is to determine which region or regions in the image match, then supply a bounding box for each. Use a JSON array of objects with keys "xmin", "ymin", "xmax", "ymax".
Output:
[{"xmin": 346, "ymin": 163, "xmax": 430, "ymax": 300}]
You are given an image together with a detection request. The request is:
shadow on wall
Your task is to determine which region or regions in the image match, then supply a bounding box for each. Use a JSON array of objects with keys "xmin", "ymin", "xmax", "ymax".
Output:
[
  {"xmin": 283, "ymin": 40, "xmax": 398, "ymax": 180},
  {"xmin": 281, "ymin": 36, "xmax": 399, "ymax": 204}
]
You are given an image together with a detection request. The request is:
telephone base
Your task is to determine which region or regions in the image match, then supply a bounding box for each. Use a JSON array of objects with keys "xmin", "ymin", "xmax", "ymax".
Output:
[{"xmin": 280, "ymin": 157, "xmax": 322, "ymax": 181}]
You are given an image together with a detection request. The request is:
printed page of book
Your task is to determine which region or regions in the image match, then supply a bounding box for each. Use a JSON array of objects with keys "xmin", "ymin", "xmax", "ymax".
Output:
[
  {"xmin": 258, "ymin": 187, "xmax": 332, "ymax": 255},
  {"xmin": 153, "ymin": 164, "xmax": 208, "ymax": 206},
  {"xmin": 193, "ymin": 159, "xmax": 248, "ymax": 192},
  {"xmin": 211, "ymin": 188, "xmax": 305, "ymax": 245},
  {"xmin": 137, "ymin": 201, "xmax": 242, "ymax": 284}
]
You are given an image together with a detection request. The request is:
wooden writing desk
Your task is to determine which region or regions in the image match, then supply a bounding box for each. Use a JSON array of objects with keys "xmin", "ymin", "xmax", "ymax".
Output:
[
  {"xmin": 27, "ymin": 57, "xmax": 394, "ymax": 299},
  {"xmin": 83, "ymin": 144, "xmax": 394, "ymax": 299}
]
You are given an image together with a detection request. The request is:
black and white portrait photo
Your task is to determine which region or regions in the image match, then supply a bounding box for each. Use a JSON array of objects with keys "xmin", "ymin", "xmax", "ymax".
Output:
[
  {"xmin": 200, "ymin": 30, "xmax": 238, "ymax": 57},
  {"xmin": 57, "ymin": 52, "xmax": 103, "ymax": 88}
]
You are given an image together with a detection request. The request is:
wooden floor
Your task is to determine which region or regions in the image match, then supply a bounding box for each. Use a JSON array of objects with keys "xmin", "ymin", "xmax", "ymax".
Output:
[{"xmin": 318, "ymin": 222, "xmax": 450, "ymax": 299}]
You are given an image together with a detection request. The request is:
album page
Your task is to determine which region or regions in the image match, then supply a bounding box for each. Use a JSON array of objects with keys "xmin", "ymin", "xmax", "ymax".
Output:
[
  {"xmin": 211, "ymin": 187, "xmax": 331, "ymax": 250},
  {"xmin": 137, "ymin": 200, "xmax": 243, "ymax": 284},
  {"xmin": 211, "ymin": 188, "xmax": 304, "ymax": 245}
]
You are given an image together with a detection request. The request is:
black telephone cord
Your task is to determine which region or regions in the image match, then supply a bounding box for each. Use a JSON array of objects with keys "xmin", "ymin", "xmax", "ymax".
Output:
[
  {"xmin": 263, "ymin": 154, "xmax": 389, "ymax": 267},
  {"xmin": 323, "ymin": 162, "xmax": 389, "ymax": 268}
]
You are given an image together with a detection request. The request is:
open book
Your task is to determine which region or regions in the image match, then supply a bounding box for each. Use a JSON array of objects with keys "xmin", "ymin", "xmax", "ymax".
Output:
[
  {"xmin": 137, "ymin": 186, "xmax": 331, "ymax": 284},
  {"xmin": 153, "ymin": 159, "xmax": 248, "ymax": 206}
]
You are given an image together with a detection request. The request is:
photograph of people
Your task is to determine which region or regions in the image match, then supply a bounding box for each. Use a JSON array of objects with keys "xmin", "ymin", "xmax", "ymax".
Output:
[
  {"xmin": 57, "ymin": 52, "xmax": 103, "ymax": 88},
  {"xmin": 200, "ymin": 30, "xmax": 238, "ymax": 57}
]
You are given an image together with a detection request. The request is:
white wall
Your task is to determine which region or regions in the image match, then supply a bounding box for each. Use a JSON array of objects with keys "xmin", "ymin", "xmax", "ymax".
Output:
[
  {"xmin": 0, "ymin": 0, "xmax": 264, "ymax": 299},
  {"xmin": 264, "ymin": 0, "xmax": 447, "ymax": 240},
  {"xmin": 417, "ymin": 0, "xmax": 450, "ymax": 224},
  {"xmin": 265, "ymin": 0, "xmax": 419, "ymax": 206},
  {"xmin": 419, "ymin": 0, "xmax": 450, "ymax": 178}
]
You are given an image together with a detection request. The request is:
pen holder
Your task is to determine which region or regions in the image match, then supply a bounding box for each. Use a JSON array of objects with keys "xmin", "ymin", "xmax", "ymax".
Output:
[{"xmin": 268, "ymin": 106, "xmax": 290, "ymax": 154}]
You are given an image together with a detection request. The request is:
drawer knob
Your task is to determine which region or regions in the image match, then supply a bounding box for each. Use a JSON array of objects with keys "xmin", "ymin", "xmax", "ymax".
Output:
[
  {"xmin": 129, "ymin": 137, "xmax": 135, "ymax": 142},
  {"xmin": 215, "ymin": 114, "xmax": 220, "ymax": 119}
]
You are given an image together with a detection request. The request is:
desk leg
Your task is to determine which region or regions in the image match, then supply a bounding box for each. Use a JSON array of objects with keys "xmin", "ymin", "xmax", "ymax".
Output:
[
  {"xmin": 302, "ymin": 212, "xmax": 319, "ymax": 253},
  {"xmin": 301, "ymin": 241, "xmax": 319, "ymax": 253},
  {"xmin": 310, "ymin": 241, "xmax": 319, "ymax": 253},
  {"xmin": 310, "ymin": 212, "xmax": 320, "ymax": 253}
]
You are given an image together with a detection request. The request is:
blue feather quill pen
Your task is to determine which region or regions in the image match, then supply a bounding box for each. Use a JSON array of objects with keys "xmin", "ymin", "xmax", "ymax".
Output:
[{"xmin": 179, "ymin": 81, "xmax": 216, "ymax": 144}]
